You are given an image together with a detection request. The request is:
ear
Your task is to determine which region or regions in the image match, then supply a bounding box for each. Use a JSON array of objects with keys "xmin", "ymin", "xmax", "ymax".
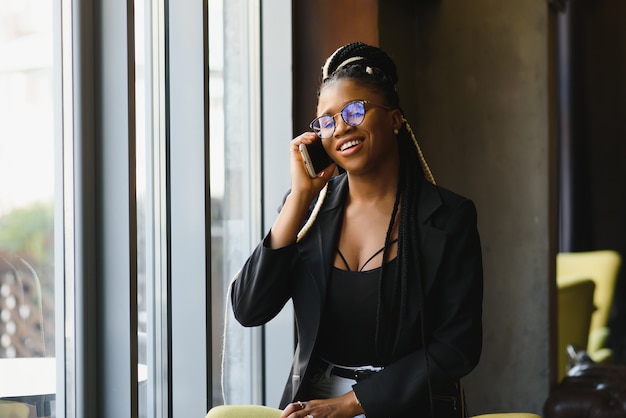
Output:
[{"xmin": 390, "ymin": 109, "xmax": 403, "ymax": 132}]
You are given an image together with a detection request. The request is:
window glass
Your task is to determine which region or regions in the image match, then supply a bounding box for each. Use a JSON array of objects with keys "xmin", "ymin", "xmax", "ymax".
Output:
[
  {"xmin": 209, "ymin": 0, "xmax": 263, "ymax": 406},
  {"xmin": 0, "ymin": 0, "xmax": 56, "ymax": 416},
  {"xmin": 135, "ymin": 0, "xmax": 150, "ymax": 416}
]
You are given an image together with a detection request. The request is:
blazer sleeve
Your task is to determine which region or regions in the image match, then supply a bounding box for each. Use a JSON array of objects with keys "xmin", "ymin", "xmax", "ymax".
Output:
[
  {"xmin": 353, "ymin": 198, "xmax": 483, "ymax": 418},
  {"xmin": 231, "ymin": 233, "xmax": 299, "ymax": 327}
]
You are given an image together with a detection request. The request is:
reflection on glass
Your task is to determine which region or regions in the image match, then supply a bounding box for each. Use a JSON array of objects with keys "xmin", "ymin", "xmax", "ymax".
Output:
[{"xmin": 0, "ymin": 0, "xmax": 56, "ymax": 416}]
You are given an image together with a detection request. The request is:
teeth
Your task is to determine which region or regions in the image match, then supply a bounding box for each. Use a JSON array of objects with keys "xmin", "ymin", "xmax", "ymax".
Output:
[{"xmin": 339, "ymin": 139, "xmax": 362, "ymax": 151}]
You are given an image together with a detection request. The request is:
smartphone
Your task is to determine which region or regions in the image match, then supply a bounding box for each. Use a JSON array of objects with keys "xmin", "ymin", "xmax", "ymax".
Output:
[{"xmin": 299, "ymin": 140, "xmax": 334, "ymax": 178}]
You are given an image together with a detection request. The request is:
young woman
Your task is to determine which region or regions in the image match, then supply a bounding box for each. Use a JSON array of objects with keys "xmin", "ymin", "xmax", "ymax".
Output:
[{"xmin": 231, "ymin": 42, "xmax": 483, "ymax": 418}]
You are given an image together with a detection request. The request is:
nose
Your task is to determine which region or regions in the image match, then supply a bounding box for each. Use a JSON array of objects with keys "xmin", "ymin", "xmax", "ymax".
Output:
[{"xmin": 332, "ymin": 113, "xmax": 352, "ymax": 137}]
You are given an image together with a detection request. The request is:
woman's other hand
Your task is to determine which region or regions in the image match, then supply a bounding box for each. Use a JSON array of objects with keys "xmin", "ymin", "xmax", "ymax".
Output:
[{"xmin": 280, "ymin": 392, "xmax": 363, "ymax": 418}]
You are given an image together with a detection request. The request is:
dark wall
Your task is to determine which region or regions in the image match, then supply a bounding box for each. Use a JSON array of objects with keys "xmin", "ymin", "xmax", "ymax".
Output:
[{"xmin": 379, "ymin": 1, "xmax": 557, "ymax": 414}]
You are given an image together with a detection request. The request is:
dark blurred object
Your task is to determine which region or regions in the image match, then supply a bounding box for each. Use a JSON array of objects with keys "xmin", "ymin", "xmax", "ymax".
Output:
[
  {"xmin": 544, "ymin": 347, "xmax": 626, "ymax": 417},
  {"xmin": 549, "ymin": 0, "xmax": 568, "ymax": 12}
]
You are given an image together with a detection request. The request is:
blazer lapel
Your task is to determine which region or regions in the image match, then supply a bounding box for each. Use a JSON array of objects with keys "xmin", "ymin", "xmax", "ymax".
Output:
[
  {"xmin": 297, "ymin": 175, "xmax": 349, "ymax": 306},
  {"xmin": 417, "ymin": 180, "xmax": 447, "ymax": 295}
]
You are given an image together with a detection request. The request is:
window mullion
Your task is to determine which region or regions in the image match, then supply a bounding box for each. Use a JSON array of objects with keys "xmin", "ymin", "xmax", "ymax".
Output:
[
  {"xmin": 95, "ymin": 0, "xmax": 138, "ymax": 417},
  {"xmin": 167, "ymin": 0, "xmax": 211, "ymax": 415}
]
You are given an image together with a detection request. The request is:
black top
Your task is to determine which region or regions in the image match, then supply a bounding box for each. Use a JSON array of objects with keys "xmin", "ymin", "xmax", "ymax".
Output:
[{"xmin": 316, "ymin": 258, "xmax": 398, "ymax": 366}]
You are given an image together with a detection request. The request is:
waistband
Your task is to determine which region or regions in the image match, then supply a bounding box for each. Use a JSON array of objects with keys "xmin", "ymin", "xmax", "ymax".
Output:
[{"xmin": 319, "ymin": 358, "xmax": 384, "ymax": 382}]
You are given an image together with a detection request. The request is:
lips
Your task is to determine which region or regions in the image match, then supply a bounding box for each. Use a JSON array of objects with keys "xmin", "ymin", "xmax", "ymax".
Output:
[{"xmin": 337, "ymin": 138, "xmax": 363, "ymax": 151}]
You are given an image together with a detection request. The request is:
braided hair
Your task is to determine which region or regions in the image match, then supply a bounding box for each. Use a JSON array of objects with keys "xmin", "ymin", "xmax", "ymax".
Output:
[
  {"xmin": 297, "ymin": 42, "xmax": 442, "ymax": 417},
  {"xmin": 302, "ymin": 41, "xmax": 436, "ymax": 364}
]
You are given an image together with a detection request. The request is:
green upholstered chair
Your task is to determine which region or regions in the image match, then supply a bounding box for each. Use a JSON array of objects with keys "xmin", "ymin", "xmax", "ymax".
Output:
[
  {"xmin": 205, "ymin": 405, "xmax": 282, "ymax": 418},
  {"xmin": 557, "ymin": 250, "xmax": 622, "ymax": 363}
]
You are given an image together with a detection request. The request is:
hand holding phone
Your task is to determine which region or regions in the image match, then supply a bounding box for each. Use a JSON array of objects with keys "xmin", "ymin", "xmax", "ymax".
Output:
[{"xmin": 299, "ymin": 140, "xmax": 334, "ymax": 178}]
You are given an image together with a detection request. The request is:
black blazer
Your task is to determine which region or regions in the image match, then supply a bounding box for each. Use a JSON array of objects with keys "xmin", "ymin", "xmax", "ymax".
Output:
[{"xmin": 231, "ymin": 173, "xmax": 483, "ymax": 418}]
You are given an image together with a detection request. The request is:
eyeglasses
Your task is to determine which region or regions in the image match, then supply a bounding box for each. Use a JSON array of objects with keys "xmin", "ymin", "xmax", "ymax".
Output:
[{"xmin": 309, "ymin": 100, "xmax": 394, "ymax": 139}]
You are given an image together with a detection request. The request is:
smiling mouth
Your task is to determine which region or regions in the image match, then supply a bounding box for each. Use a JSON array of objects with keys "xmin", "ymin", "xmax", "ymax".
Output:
[{"xmin": 338, "ymin": 139, "xmax": 363, "ymax": 151}]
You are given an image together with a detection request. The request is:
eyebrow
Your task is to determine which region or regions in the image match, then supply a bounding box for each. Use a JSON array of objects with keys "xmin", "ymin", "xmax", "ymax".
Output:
[{"xmin": 316, "ymin": 98, "xmax": 360, "ymax": 117}]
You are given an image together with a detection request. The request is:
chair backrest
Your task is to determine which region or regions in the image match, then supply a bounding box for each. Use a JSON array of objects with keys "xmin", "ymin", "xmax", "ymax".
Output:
[
  {"xmin": 0, "ymin": 256, "xmax": 47, "ymax": 358},
  {"xmin": 0, "ymin": 400, "xmax": 30, "ymax": 418},
  {"xmin": 472, "ymin": 414, "xmax": 541, "ymax": 418},
  {"xmin": 205, "ymin": 405, "xmax": 282, "ymax": 418},
  {"xmin": 557, "ymin": 250, "xmax": 621, "ymax": 334},
  {"xmin": 557, "ymin": 278, "xmax": 595, "ymax": 381}
]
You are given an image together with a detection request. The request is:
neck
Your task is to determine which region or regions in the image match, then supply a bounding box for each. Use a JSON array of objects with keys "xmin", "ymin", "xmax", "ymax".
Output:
[{"xmin": 346, "ymin": 170, "xmax": 399, "ymax": 206}]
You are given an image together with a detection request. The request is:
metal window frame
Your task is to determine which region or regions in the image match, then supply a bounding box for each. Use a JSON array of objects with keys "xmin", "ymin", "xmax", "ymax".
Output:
[
  {"xmin": 57, "ymin": 0, "xmax": 141, "ymax": 416},
  {"xmin": 56, "ymin": 0, "xmax": 211, "ymax": 416},
  {"xmin": 167, "ymin": 0, "xmax": 211, "ymax": 415}
]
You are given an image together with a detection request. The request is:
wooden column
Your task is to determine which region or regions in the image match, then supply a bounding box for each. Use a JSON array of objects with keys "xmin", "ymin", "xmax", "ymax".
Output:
[{"xmin": 292, "ymin": 0, "xmax": 379, "ymax": 134}]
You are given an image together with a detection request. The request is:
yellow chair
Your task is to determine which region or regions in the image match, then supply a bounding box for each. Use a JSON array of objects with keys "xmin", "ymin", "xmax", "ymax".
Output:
[
  {"xmin": 0, "ymin": 401, "xmax": 30, "ymax": 418},
  {"xmin": 472, "ymin": 414, "xmax": 541, "ymax": 418},
  {"xmin": 557, "ymin": 278, "xmax": 595, "ymax": 381},
  {"xmin": 557, "ymin": 250, "xmax": 622, "ymax": 362},
  {"xmin": 205, "ymin": 405, "xmax": 282, "ymax": 418},
  {"xmin": 206, "ymin": 407, "xmax": 541, "ymax": 418}
]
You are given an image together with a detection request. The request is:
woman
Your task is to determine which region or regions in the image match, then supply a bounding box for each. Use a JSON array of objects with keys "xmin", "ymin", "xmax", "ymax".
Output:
[{"xmin": 231, "ymin": 42, "xmax": 483, "ymax": 418}]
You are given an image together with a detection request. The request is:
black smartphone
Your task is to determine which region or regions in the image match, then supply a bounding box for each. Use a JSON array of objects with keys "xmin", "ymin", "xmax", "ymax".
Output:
[{"xmin": 299, "ymin": 140, "xmax": 334, "ymax": 178}]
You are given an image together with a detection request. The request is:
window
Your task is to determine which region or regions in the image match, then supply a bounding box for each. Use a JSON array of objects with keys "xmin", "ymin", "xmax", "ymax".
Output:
[
  {"xmin": 0, "ymin": 0, "xmax": 56, "ymax": 416},
  {"xmin": 208, "ymin": 0, "xmax": 295, "ymax": 407},
  {"xmin": 209, "ymin": 0, "xmax": 264, "ymax": 406},
  {"xmin": 1, "ymin": 0, "xmax": 293, "ymax": 416}
]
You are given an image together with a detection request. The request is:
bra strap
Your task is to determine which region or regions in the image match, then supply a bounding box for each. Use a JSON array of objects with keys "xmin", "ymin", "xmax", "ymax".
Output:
[
  {"xmin": 358, "ymin": 238, "xmax": 398, "ymax": 272},
  {"xmin": 336, "ymin": 238, "xmax": 399, "ymax": 272}
]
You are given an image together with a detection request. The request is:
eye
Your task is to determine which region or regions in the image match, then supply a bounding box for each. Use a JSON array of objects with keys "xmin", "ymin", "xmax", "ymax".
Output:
[
  {"xmin": 319, "ymin": 116, "xmax": 334, "ymax": 129},
  {"xmin": 343, "ymin": 101, "xmax": 365, "ymax": 125}
]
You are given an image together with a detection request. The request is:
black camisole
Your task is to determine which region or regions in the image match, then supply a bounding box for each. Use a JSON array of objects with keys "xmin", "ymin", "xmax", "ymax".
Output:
[{"xmin": 315, "ymin": 258, "xmax": 398, "ymax": 366}]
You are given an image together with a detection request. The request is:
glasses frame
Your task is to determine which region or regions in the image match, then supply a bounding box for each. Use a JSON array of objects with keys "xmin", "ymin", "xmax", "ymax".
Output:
[{"xmin": 309, "ymin": 100, "xmax": 395, "ymax": 139}]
